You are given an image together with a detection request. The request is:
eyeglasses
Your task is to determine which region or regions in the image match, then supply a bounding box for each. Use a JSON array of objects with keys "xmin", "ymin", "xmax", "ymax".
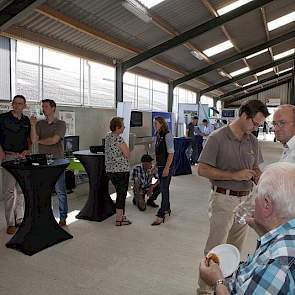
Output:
[
  {"xmin": 272, "ymin": 120, "xmax": 295, "ymax": 128},
  {"xmin": 251, "ymin": 118, "xmax": 260, "ymax": 127}
]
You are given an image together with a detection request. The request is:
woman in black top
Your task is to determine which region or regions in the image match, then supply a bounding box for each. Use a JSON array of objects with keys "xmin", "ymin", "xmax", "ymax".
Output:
[{"xmin": 151, "ymin": 116, "xmax": 174, "ymax": 226}]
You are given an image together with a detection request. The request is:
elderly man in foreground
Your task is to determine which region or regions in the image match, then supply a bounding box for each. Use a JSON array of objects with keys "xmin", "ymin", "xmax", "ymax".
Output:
[{"xmin": 199, "ymin": 162, "xmax": 295, "ymax": 295}]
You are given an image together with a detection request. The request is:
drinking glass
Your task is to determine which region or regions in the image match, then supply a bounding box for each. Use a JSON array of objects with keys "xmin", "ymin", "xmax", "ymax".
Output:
[
  {"xmin": 234, "ymin": 187, "xmax": 257, "ymax": 224},
  {"xmin": 46, "ymin": 153, "xmax": 54, "ymax": 165}
]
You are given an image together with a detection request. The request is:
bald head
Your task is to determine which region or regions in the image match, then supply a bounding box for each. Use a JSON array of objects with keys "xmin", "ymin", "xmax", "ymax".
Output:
[{"xmin": 273, "ymin": 104, "xmax": 295, "ymax": 144}]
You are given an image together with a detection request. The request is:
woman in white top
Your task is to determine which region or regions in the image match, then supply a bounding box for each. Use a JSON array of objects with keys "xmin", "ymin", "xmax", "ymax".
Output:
[{"xmin": 105, "ymin": 117, "xmax": 131, "ymax": 226}]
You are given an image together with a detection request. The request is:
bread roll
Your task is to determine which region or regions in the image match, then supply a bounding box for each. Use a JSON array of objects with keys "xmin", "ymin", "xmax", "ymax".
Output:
[{"xmin": 206, "ymin": 253, "xmax": 220, "ymax": 266}]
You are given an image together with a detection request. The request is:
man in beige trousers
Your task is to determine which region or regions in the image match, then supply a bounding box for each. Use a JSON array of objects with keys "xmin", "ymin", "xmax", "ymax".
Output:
[{"xmin": 196, "ymin": 100, "xmax": 269, "ymax": 294}]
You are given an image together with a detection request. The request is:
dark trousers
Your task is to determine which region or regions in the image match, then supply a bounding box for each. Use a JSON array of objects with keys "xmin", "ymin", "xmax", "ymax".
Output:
[
  {"xmin": 107, "ymin": 172, "xmax": 130, "ymax": 212},
  {"xmin": 156, "ymin": 167, "xmax": 172, "ymax": 218},
  {"xmin": 195, "ymin": 135, "xmax": 203, "ymax": 162}
]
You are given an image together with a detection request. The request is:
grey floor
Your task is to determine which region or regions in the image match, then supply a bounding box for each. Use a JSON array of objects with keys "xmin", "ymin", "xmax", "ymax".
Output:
[{"xmin": 0, "ymin": 138, "xmax": 282, "ymax": 295}]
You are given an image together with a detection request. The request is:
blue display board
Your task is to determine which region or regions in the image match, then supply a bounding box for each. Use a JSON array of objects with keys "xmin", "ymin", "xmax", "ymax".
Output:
[{"xmin": 152, "ymin": 111, "xmax": 172, "ymax": 135}]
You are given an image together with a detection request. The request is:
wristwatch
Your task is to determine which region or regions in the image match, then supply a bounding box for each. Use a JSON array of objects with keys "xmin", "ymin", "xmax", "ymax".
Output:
[{"xmin": 214, "ymin": 279, "xmax": 226, "ymax": 291}]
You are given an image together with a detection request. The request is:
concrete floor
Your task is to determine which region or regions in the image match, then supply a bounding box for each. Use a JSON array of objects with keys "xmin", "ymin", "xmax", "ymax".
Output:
[{"xmin": 0, "ymin": 139, "xmax": 282, "ymax": 295}]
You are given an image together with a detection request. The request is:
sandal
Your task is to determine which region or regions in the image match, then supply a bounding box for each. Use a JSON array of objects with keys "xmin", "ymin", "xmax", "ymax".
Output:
[{"xmin": 115, "ymin": 216, "xmax": 132, "ymax": 226}]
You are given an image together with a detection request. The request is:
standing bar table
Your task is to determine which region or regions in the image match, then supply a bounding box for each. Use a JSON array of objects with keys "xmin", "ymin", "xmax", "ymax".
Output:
[
  {"xmin": 2, "ymin": 159, "xmax": 73, "ymax": 256},
  {"xmin": 74, "ymin": 150, "xmax": 116, "ymax": 221},
  {"xmin": 172, "ymin": 137, "xmax": 192, "ymax": 176}
]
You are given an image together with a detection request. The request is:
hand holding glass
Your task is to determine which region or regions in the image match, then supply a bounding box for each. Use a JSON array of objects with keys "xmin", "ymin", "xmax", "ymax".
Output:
[
  {"xmin": 46, "ymin": 153, "xmax": 54, "ymax": 165},
  {"xmin": 234, "ymin": 189, "xmax": 256, "ymax": 224}
]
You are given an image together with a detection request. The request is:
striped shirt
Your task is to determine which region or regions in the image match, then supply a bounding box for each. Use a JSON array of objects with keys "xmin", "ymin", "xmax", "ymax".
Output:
[
  {"xmin": 228, "ymin": 218, "xmax": 295, "ymax": 294},
  {"xmin": 132, "ymin": 164, "xmax": 157, "ymax": 190}
]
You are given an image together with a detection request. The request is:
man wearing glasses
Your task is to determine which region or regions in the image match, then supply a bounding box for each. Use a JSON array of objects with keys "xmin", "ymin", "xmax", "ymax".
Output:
[
  {"xmin": 272, "ymin": 104, "xmax": 295, "ymax": 162},
  {"xmin": 196, "ymin": 100, "xmax": 269, "ymax": 295}
]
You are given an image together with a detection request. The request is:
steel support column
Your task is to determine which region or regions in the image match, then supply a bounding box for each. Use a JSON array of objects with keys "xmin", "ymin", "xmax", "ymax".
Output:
[
  {"xmin": 168, "ymin": 82, "xmax": 174, "ymax": 112},
  {"xmin": 115, "ymin": 63, "xmax": 124, "ymax": 105}
]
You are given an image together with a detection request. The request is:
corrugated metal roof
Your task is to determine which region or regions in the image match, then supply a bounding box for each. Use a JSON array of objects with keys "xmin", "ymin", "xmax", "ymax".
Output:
[{"xmin": 0, "ymin": 0, "xmax": 294, "ymax": 96}]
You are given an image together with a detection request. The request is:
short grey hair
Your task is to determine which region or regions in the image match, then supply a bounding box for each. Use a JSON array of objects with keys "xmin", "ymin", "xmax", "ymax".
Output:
[
  {"xmin": 276, "ymin": 104, "xmax": 295, "ymax": 122},
  {"xmin": 257, "ymin": 162, "xmax": 295, "ymax": 219}
]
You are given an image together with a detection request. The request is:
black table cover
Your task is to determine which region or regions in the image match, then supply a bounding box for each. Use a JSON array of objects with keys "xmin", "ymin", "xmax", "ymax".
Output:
[
  {"xmin": 172, "ymin": 137, "xmax": 192, "ymax": 176},
  {"xmin": 74, "ymin": 150, "xmax": 116, "ymax": 221},
  {"xmin": 2, "ymin": 159, "xmax": 73, "ymax": 256}
]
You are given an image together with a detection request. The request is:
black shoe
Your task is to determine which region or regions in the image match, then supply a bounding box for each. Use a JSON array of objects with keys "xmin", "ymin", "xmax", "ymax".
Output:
[{"xmin": 147, "ymin": 200, "xmax": 159, "ymax": 208}]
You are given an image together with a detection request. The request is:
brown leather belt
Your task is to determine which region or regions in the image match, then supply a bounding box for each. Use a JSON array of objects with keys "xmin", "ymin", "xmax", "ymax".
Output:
[{"xmin": 214, "ymin": 186, "xmax": 250, "ymax": 197}]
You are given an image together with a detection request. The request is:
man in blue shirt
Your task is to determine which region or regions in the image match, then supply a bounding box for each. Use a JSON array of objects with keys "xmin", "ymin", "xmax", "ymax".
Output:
[{"xmin": 199, "ymin": 162, "xmax": 295, "ymax": 294}]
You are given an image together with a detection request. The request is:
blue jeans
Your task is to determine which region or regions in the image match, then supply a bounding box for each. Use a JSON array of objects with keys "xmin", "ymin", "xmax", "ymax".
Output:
[
  {"xmin": 156, "ymin": 167, "xmax": 172, "ymax": 218},
  {"xmin": 55, "ymin": 172, "xmax": 68, "ymax": 220}
]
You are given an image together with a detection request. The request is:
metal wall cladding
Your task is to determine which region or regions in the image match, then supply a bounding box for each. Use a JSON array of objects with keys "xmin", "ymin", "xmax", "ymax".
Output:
[{"xmin": 0, "ymin": 36, "xmax": 11, "ymax": 100}]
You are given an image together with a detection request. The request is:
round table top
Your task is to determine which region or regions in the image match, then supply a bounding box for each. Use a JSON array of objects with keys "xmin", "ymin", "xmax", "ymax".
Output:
[
  {"xmin": 74, "ymin": 150, "xmax": 105, "ymax": 156},
  {"xmin": 1, "ymin": 158, "xmax": 69, "ymax": 170}
]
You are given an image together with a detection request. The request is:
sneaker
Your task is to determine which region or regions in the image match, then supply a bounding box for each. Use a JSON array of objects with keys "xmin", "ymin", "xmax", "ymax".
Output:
[
  {"xmin": 137, "ymin": 197, "xmax": 146, "ymax": 211},
  {"xmin": 6, "ymin": 226, "xmax": 17, "ymax": 235},
  {"xmin": 146, "ymin": 200, "xmax": 159, "ymax": 208},
  {"xmin": 59, "ymin": 218, "xmax": 67, "ymax": 226}
]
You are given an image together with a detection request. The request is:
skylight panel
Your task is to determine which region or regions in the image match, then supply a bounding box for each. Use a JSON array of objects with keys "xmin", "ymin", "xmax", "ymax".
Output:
[
  {"xmin": 267, "ymin": 11, "xmax": 295, "ymax": 31},
  {"xmin": 246, "ymin": 49, "xmax": 268, "ymax": 60},
  {"xmin": 203, "ymin": 40, "xmax": 234, "ymax": 57},
  {"xmin": 273, "ymin": 49, "xmax": 295, "ymax": 61},
  {"xmin": 217, "ymin": 0, "xmax": 253, "ymax": 16},
  {"xmin": 230, "ymin": 67, "xmax": 250, "ymax": 77},
  {"xmin": 139, "ymin": 0, "xmax": 165, "ymax": 9},
  {"xmin": 243, "ymin": 81, "xmax": 257, "ymax": 87},
  {"xmin": 256, "ymin": 68, "xmax": 273, "ymax": 76},
  {"xmin": 277, "ymin": 67, "xmax": 293, "ymax": 74}
]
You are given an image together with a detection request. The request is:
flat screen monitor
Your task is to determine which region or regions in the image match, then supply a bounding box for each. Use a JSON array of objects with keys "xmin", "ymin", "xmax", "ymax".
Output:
[
  {"xmin": 130, "ymin": 111, "xmax": 143, "ymax": 127},
  {"xmin": 221, "ymin": 109, "xmax": 236, "ymax": 118},
  {"xmin": 64, "ymin": 136, "xmax": 79, "ymax": 156}
]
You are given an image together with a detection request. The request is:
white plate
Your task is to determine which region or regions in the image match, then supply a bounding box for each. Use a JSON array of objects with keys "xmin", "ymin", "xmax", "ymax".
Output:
[{"xmin": 209, "ymin": 244, "xmax": 240, "ymax": 277}]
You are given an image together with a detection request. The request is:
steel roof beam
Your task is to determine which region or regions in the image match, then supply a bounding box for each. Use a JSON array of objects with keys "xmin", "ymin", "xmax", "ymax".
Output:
[
  {"xmin": 173, "ymin": 30, "xmax": 295, "ymax": 87},
  {"xmin": 220, "ymin": 69, "xmax": 293, "ymax": 100},
  {"xmin": 200, "ymin": 54, "xmax": 294, "ymax": 95},
  {"xmin": 122, "ymin": 0, "xmax": 275, "ymax": 71},
  {"xmin": 224, "ymin": 78, "xmax": 291, "ymax": 105},
  {"xmin": 0, "ymin": 0, "xmax": 46, "ymax": 30}
]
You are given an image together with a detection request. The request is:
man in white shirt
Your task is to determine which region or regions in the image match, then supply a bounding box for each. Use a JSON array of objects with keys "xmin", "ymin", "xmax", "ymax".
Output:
[{"xmin": 273, "ymin": 104, "xmax": 295, "ymax": 162}]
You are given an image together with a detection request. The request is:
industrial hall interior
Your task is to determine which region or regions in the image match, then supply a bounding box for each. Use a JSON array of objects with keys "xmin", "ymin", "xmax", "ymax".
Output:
[{"xmin": 0, "ymin": 0, "xmax": 295, "ymax": 295}]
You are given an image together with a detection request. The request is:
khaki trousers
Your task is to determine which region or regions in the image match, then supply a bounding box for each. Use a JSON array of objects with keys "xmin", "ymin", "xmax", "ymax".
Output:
[
  {"xmin": 2, "ymin": 155, "xmax": 24, "ymax": 226},
  {"xmin": 197, "ymin": 190, "xmax": 249, "ymax": 295}
]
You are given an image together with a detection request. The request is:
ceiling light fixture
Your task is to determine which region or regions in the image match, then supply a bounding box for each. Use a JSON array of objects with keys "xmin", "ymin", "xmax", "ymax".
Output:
[
  {"xmin": 273, "ymin": 48, "xmax": 295, "ymax": 61},
  {"xmin": 267, "ymin": 11, "xmax": 295, "ymax": 31},
  {"xmin": 218, "ymin": 70, "xmax": 229, "ymax": 77},
  {"xmin": 191, "ymin": 50, "xmax": 204, "ymax": 60},
  {"xmin": 256, "ymin": 68, "xmax": 273, "ymax": 76},
  {"xmin": 138, "ymin": 0, "xmax": 165, "ymax": 9},
  {"xmin": 203, "ymin": 40, "xmax": 234, "ymax": 57},
  {"xmin": 229, "ymin": 67, "xmax": 250, "ymax": 77},
  {"xmin": 122, "ymin": 0, "xmax": 152, "ymax": 22},
  {"xmin": 217, "ymin": 0, "xmax": 253, "ymax": 16},
  {"xmin": 245, "ymin": 49, "xmax": 268, "ymax": 59}
]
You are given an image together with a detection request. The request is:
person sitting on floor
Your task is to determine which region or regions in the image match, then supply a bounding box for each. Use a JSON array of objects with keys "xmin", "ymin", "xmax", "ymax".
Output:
[
  {"xmin": 199, "ymin": 161, "xmax": 295, "ymax": 295},
  {"xmin": 132, "ymin": 154, "xmax": 160, "ymax": 211}
]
